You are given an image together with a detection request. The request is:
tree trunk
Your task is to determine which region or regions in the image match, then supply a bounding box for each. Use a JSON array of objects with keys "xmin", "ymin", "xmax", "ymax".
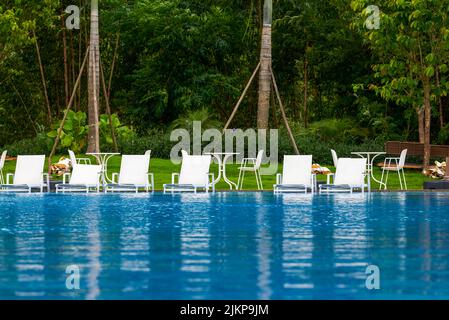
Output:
[
  {"xmin": 436, "ymin": 68, "xmax": 444, "ymax": 129},
  {"xmin": 257, "ymin": 25, "xmax": 272, "ymax": 129},
  {"xmin": 417, "ymin": 106, "xmax": 425, "ymax": 143},
  {"xmin": 423, "ymin": 77, "xmax": 432, "ymax": 173},
  {"xmin": 87, "ymin": 0, "xmax": 100, "ymax": 153},
  {"xmin": 257, "ymin": 0, "xmax": 272, "ymax": 129}
]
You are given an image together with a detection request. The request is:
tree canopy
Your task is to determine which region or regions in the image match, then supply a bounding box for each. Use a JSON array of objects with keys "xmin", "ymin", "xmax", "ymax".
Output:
[{"xmin": 1, "ymin": 0, "xmax": 449, "ymax": 170}]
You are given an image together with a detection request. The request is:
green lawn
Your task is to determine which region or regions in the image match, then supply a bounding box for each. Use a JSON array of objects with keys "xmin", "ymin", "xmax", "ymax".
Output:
[{"xmin": 1, "ymin": 155, "xmax": 433, "ymax": 191}]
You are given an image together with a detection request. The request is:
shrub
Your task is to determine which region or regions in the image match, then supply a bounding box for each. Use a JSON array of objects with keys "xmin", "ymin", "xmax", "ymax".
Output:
[
  {"xmin": 3, "ymin": 133, "xmax": 51, "ymax": 156},
  {"xmin": 118, "ymin": 128, "xmax": 173, "ymax": 158}
]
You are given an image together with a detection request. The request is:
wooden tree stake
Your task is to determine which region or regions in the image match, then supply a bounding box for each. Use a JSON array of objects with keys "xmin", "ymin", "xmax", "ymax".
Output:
[
  {"xmin": 100, "ymin": 57, "xmax": 119, "ymax": 152},
  {"xmin": 47, "ymin": 48, "xmax": 90, "ymax": 174},
  {"xmin": 224, "ymin": 62, "xmax": 260, "ymax": 131},
  {"xmin": 271, "ymin": 67, "xmax": 300, "ymax": 155}
]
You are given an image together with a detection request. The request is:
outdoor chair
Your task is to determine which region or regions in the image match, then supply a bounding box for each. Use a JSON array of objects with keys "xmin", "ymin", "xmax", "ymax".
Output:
[
  {"xmin": 273, "ymin": 155, "xmax": 315, "ymax": 194},
  {"xmin": 379, "ymin": 149, "xmax": 408, "ymax": 190},
  {"xmin": 163, "ymin": 150, "xmax": 214, "ymax": 193},
  {"xmin": 56, "ymin": 164, "xmax": 102, "ymax": 193},
  {"xmin": 237, "ymin": 150, "xmax": 264, "ymax": 190},
  {"xmin": 319, "ymin": 158, "xmax": 367, "ymax": 194},
  {"xmin": 0, "ymin": 155, "xmax": 49, "ymax": 193},
  {"xmin": 105, "ymin": 154, "xmax": 154, "ymax": 193}
]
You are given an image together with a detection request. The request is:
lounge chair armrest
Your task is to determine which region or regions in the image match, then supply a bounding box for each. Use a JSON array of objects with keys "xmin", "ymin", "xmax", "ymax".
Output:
[
  {"xmin": 172, "ymin": 173, "xmax": 179, "ymax": 184},
  {"xmin": 326, "ymin": 173, "xmax": 334, "ymax": 184},
  {"xmin": 276, "ymin": 173, "xmax": 282, "ymax": 185},
  {"xmin": 112, "ymin": 172, "xmax": 119, "ymax": 183},
  {"xmin": 240, "ymin": 157, "xmax": 256, "ymax": 168},
  {"xmin": 383, "ymin": 157, "xmax": 399, "ymax": 168},
  {"xmin": 208, "ymin": 173, "xmax": 215, "ymax": 184},
  {"xmin": 6, "ymin": 173, "xmax": 14, "ymax": 184}
]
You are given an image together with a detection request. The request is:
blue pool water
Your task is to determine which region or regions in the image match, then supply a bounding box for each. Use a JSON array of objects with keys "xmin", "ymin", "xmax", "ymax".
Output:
[{"xmin": 0, "ymin": 192, "xmax": 448, "ymax": 300}]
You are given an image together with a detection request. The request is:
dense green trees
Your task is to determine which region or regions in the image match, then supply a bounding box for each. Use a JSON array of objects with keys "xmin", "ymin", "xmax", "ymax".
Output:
[
  {"xmin": 351, "ymin": 0, "xmax": 449, "ymax": 170},
  {"xmin": 1, "ymin": 0, "xmax": 449, "ymax": 171}
]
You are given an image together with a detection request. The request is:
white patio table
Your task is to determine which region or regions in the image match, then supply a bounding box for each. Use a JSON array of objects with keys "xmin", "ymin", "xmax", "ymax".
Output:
[
  {"xmin": 86, "ymin": 152, "xmax": 120, "ymax": 186},
  {"xmin": 205, "ymin": 152, "xmax": 239, "ymax": 190},
  {"xmin": 351, "ymin": 151, "xmax": 386, "ymax": 192}
]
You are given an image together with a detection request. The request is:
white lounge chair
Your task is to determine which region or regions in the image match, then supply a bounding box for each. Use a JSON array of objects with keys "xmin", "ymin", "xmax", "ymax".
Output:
[
  {"xmin": 0, "ymin": 150, "xmax": 6, "ymax": 185},
  {"xmin": 56, "ymin": 164, "xmax": 102, "ymax": 193},
  {"xmin": 0, "ymin": 155, "xmax": 49, "ymax": 193},
  {"xmin": 105, "ymin": 154, "xmax": 154, "ymax": 193},
  {"xmin": 273, "ymin": 155, "xmax": 315, "ymax": 194},
  {"xmin": 68, "ymin": 149, "xmax": 91, "ymax": 167},
  {"xmin": 237, "ymin": 150, "xmax": 264, "ymax": 190},
  {"xmin": 163, "ymin": 150, "xmax": 214, "ymax": 193},
  {"xmin": 319, "ymin": 158, "xmax": 367, "ymax": 194}
]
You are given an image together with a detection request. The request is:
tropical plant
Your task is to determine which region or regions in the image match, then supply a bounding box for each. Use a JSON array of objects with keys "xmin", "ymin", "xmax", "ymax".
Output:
[
  {"xmin": 47, "ymin": 110, "xmax": 88, "ymax": 153},
  {"xmin": 170, "ymin": 108, "xmax": 222, "ymax": 131},
  {"xmin": 99, "ymin": 114, "xmax": 135, "ymax": 147}
]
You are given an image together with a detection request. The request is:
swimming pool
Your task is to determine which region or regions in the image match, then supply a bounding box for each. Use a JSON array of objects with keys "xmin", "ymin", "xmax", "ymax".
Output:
[{"xmin": 0, "ymin": 192, "xmax": 448, "ymax": 300}]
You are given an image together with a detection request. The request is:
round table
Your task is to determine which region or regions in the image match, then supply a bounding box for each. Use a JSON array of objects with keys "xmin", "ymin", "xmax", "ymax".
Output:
[
  {"xmin": 205, "ymin": 152, "xmax": 239, "ymax": 190},
  {"xmin": 351, "ymin": 151, "xmax": 386, "ymax": 192},
  {"xmin": 86, "ymin": 152, "xmax": 120, "ymax": 185}
]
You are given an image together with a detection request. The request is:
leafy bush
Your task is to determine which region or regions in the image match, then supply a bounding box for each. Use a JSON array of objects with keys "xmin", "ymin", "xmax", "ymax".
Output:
[
  {"xmin": 170, "ymin": 108, "xmax": 222, "ymax": 131},
  {"xmin": 3, "ymin": 132, "xmax": 51, "ymax": 156},
  {"xmin": 47, "ymin": 111, "xmax": 135, "ymax": 153},
  {"xmin": 306, "ymin": 118, "xmax": 369, "ymax": 144},
  {"xmin": 278, "ymin": 127, "xmax": 384, "ymax": 165},
  {"xmin": 47, "ymin": 110, "xmax": 88, "ymax": 153},
  {"xmin": 99, "ymin": 114, "xmax": 135, "ymax": 148},
  {"xmin": 118, "ymin": 128, "xmax": 173, "ymax": 158}
]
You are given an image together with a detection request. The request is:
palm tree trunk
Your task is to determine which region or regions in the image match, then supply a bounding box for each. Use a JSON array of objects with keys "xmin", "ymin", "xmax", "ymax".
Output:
[
  {"xmin": 87, "ymin": 0, "xmax": 100, "ymax": 153},
  {"xmin": 62, "ymin": 16, "xmax": 70, "ymax": 105},
  {"xmin": 423, "ymin": 77, "xmax": 432, "ymax": 173},
  {"xmin": 257, "ymin": 0, "xmax": 272, "ymax": 129}
]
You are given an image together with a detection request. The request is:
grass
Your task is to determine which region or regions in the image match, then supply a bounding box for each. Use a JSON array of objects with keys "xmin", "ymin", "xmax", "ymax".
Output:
[{"xmin": 1, "ymin": 155, "xmax": 434, "ymax": 191}]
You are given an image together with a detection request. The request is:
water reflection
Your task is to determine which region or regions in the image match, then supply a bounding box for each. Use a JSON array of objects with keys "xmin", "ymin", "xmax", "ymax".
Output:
[{"xmin": 1, "ymin": 192, "xmax": 449, "ymax": 299}]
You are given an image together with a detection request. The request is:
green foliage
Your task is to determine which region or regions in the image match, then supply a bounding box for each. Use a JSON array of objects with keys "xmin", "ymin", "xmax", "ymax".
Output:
[
  {"xmin": 3, "ymin": 0, "xmax": 449, "ymax": 156},
  {"xmin": 47, "ymin": 111, "xmax": 88, "ymax": 153},
  {"xmin": 3, "ymin": 132, "xmax": 51, "ymax": 156},
  {"xmin": 99, "ymin": 114, "xmax": 135, "ymax": 147},
  {"xmin": 278, "ymin": 127, "xmax": 383, "ymax": 165},
  {"xmin": 47, "ymin": 111, "xmax": 134, "ymax": 153},
  {"xmin": 118, "ymin": 128, "xmax": 172, "ymax": 158},
  {"xmin": 170, "ymin": 108, "xmax": 222, "ymax": 131},
  {"xmin": 306, "ymin": 119, "xmax": 369, "ymax": 144}
]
